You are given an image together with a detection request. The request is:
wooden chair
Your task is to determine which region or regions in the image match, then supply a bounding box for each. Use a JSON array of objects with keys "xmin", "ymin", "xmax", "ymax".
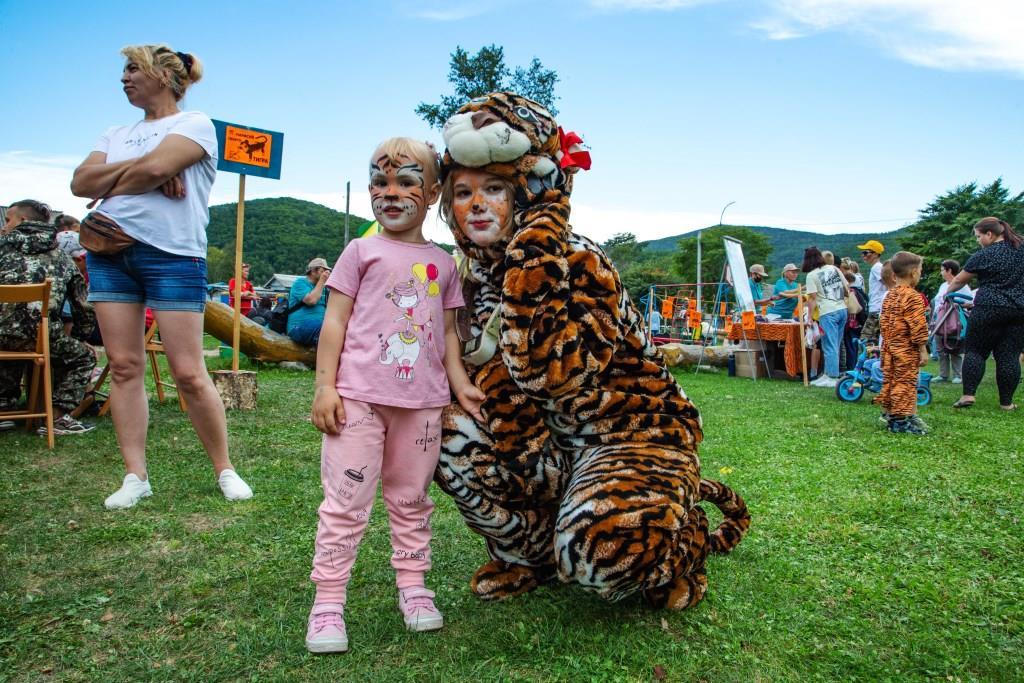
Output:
[
  {"xmin": 0, "ymin": 281, "xmax": 55, "ymax": 449},
  {"xmin": 144, "ymin": 321, "xmax": 186, "ymax": 411},
  {"xmin": 75, "ymin": 320, "xmax": 186, "ymax": 418}
]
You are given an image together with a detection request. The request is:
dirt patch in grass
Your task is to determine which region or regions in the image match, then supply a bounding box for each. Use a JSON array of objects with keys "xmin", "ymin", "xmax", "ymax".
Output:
[{"xmin": 182, "ymin": 513, "xmax": 230, "ymax": 534}]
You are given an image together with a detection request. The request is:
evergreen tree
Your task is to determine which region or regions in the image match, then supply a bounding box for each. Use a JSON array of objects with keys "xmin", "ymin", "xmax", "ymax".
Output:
[
  {"xmin": 900, "ymin": 179, "xmax": 1024, "ymax": 294},
  {"xmin": 416, "ymin": 45, "xmax": 559, "ymax": 130}
]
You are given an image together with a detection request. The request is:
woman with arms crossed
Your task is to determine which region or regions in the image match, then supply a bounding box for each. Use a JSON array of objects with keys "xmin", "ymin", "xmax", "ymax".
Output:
[{"xmin": 72, "ymin": 44, "xmax": 253, "ymax": 509}]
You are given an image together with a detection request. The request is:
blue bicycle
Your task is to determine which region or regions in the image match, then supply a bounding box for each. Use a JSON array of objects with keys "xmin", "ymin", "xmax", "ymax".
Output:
[{"xmin": 835, "ymin": 339, "xmax": 933, "ymax": 406}]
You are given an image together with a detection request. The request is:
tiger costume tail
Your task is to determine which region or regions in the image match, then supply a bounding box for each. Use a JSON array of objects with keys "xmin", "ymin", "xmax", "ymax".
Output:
[{"xmin": 699, "ymin": 478, "xmax": 751, "ymax": 554}]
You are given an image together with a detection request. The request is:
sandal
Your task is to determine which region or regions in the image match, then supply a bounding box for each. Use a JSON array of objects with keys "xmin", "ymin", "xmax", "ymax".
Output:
[
  {"xmin": 952, "ymin": 398, "xmax": 975, "ymax": 409},
  {"xmin": 1000, "ymin": 404, "xmax": 1018, "ymax": 411}
]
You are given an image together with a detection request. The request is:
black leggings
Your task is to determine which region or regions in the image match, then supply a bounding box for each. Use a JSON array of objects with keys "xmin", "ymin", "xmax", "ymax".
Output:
[{"xmin": 962, "ymin": 305, "xmax": 1024, "ymax": 406}]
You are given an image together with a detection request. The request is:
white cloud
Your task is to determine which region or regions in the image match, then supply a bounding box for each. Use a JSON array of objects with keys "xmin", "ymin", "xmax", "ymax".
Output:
[
  {"xmin": 0, "ymin": 150, "xmax": 911, "ymax": 251},
  {"xmin": 0, "ymin": 151, "xmax": 90, "ymax": 218},
  {"xmin": 754, "ymin": 0, "xmax": 1024, "ymax": 76}
]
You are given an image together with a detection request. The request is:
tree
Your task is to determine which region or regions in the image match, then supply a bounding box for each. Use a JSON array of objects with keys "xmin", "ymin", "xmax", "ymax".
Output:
[
  {"xmin": 205, "ymin": 245, "xmax": 234, "ymax": 284},
  {"xmin": 601, "ymin": 233, "xmax": 681, "ymax": 305},
  {"xmin": 416, "ymin": 45, "xmax": 559, "ymax": 130},
  {"xmin": 900, "ymin": 179, "xmax": 1024, "ymax": 294},
  {"xmin": 602, "ymin": 232, "xmax": 645, "ymax": 266},
  {"xmin": 674, "ymin": 226, "xmax": 773, "ymax": 286}
]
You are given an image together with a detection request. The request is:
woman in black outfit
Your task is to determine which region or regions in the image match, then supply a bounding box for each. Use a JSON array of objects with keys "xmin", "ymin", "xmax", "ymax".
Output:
[{"xmin": 947, "ymin": 217, "xmax": 1024, "ymax": 410}]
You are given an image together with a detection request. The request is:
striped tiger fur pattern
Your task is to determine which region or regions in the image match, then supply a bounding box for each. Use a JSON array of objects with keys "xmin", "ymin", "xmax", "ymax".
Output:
[{"xmin": 436, "ymin": 92, "xmax": 750, "ymax": 609}]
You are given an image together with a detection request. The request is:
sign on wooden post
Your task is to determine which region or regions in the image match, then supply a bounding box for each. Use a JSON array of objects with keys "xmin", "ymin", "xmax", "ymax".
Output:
[{"xmin": 210, "ymin": 120, "xmax": 285, "ymax": 409}]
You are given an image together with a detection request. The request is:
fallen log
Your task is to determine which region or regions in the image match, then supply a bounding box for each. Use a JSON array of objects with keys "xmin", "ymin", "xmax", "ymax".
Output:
[
  {"xmin": 204, "ymin": 301, "xmax": 316, "ymax": 365},
  {"xmin": 658, "ymin": 343, "xmax": 732, "ymax": 368}
]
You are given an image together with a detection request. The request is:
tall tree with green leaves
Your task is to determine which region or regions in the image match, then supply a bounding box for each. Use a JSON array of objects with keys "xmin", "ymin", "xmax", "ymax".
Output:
[
  {"xmin": 601, "ymin": 232, "xmax": 681, "ymax": 305},
  {"xmin": 674, "ymin": 226, "xmax": 773, "ymax": 286},
  {"xmin": 416, "ymin": 45, "xmax": 559, "ymax": 130},
  {"xmin": 900, "ymin": 179, "xmax": 1024, "ymax": 294}
]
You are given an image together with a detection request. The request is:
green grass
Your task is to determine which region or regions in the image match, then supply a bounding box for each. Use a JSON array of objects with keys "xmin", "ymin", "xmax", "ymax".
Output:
[{"xmin": 1, "ymin": 355, "xmax": 1022, "ymax": 682}]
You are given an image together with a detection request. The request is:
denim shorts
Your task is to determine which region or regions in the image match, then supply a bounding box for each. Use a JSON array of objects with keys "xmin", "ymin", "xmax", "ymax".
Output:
[{"xmin": 86, "ymin": 241, "xmax": 207, "ymax": 312}]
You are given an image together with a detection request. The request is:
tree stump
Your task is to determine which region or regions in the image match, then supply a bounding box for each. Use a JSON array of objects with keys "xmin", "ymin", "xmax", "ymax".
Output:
[{"xmin": 212, "ymin": 370, "xmax": 257, "ymax": 410}]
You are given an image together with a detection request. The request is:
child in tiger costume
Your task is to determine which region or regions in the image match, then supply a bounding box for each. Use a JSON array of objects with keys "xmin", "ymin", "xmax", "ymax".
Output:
[
  {"xmin": 876, "ymin": 251, "xmax": 930, "ymax": 434},
  {"xmin": 434, "ymin": 92, "xmax": 750, "ymax": 609}
]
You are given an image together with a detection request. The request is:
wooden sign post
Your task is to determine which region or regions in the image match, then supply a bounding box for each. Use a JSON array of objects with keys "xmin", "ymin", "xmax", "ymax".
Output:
[
  {"xmin": 796, "ymin": 284, "xmax": 808, "ymax": 386},
  {"xmin": 210, "ymin": 120, "xmax": 284, "ymax": 409}
]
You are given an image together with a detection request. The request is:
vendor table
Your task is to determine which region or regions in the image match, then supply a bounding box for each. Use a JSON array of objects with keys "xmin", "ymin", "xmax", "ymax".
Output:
[{"xmin": 727, "ymin": 321, "xmax": 803, "ymax": 377}]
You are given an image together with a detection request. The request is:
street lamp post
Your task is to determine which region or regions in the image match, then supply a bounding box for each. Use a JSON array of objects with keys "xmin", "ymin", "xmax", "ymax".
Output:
[{"xmin": 697, "ymin": 200, "xmax": 734, "ymax": 312}]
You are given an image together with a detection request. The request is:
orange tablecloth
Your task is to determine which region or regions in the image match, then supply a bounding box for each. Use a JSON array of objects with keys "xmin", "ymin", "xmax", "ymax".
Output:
[{"xmin": 727, "ymin": 322, "xmax": 803, "ymax": 376}]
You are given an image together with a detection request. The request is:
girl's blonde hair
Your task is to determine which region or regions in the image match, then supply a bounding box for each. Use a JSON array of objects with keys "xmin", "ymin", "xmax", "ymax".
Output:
[
  {"xmin": 121, "ymin": 44, "xmax": 203, "ymax": 101},
  {"xmin": 372, "ymin": 138, "xmax": 441, "ymax": 190}
]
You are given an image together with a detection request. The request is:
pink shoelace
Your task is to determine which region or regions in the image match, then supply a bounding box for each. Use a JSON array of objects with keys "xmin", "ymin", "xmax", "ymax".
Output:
[
  {"xmin": 401, "ymin": 591, "xmax": 438, "ymax": 614},
  {"xmin": 310, "ymin": 611, "xmax": 344, "ymax": 633}
]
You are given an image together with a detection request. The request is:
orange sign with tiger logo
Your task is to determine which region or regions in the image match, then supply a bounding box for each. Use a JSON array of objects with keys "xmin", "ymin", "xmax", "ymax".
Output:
[{"xmin": 224, "ymin": 125, "xmax": 272, "ymax": 168}]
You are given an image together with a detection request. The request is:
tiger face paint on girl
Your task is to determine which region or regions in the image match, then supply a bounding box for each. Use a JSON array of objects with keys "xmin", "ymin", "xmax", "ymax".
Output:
[
  {"xmin": 369, "ymin": 152, "xmax": 436, "ymax": 241},
  {"xmin": 451, "ymin": 168, "xmax": 512, "ymax": 248}
]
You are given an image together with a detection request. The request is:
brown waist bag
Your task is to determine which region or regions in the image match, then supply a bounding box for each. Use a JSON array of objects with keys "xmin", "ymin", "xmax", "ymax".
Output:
[{"xmin": 80, "ymin": 212, "xmax": 136, "ymax": 256}]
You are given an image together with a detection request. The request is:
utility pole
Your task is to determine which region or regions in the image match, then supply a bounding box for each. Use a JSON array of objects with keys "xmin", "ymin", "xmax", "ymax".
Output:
[{"xmin": 343, "ymin": 180, "xmax": 351, "ymax": 247}]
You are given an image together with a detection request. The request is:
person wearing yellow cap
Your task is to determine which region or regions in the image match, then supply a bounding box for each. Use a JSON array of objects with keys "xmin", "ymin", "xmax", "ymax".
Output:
[{"xmin": 857, "ymin": 239, "xmax": 886, "ymax": 344}]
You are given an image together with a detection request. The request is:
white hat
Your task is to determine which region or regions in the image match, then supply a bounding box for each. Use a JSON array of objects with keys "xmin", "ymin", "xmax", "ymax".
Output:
[{"xmin": 306, "ymin": 257, "xmax": 329, "ymax": 273}]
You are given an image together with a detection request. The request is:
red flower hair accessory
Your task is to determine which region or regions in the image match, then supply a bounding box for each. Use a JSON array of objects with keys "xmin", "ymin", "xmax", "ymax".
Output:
[{"xmin": 557, "ymin": 127, "xmax": 592, "ymax": 171}]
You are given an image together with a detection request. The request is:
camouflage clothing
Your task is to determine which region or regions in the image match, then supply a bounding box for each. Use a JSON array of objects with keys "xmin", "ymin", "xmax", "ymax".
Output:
[{"xmin": 0, "ymin": 220, "xmax": 97, "ymax": 413}]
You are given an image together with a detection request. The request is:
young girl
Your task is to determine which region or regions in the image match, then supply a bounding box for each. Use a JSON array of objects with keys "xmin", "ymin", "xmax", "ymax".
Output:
[
  {"xmin": 305, "ymin": 137, "xmax": 484, "ymax": 654},
  {"xmin": 433, "ymin": 92, "xmax": 749, "ymax": 612}
]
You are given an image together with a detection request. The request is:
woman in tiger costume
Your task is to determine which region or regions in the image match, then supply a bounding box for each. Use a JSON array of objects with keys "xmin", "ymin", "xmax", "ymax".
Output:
[{"xmin": 435, "ymin": 92, "xmax": 750, "ymax": 609}]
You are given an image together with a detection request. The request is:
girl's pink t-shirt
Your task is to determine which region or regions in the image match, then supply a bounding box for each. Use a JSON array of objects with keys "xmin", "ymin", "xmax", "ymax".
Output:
[{"xmin": 326, "ymin": 235, "xmax": 464, "ymax": 408}]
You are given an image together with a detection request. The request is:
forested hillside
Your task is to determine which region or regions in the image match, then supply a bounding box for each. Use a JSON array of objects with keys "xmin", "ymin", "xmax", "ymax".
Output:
[
  {"xmin": 205, "ymin": 198, "xmax": 371, "ymax": 284},
  {"xmin": 644, "ymin": 224, "xmax": 911, "ymax": 271}
]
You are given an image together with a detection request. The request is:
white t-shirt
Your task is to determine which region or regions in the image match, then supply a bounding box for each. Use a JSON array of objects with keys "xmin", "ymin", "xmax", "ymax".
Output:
[
  {"xmin": 933, "ymin": 281, "xmax": 974, "ymax": 310},
  {"xmin": 867, "ymin": 261, "xmax": 886, "ymax": 313},
  {"xmin": 94, "ymin": 111, "xmax": 217, "ymax": 258},
  {"xmin": 806, "ymin": 265, "xmax": 847, "ymax": 317}
]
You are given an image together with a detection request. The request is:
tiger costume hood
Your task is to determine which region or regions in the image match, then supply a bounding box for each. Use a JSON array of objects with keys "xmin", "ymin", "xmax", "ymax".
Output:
[{"xmin": 441, "ymin": 91, "xmax": 590, "ymax": 265}]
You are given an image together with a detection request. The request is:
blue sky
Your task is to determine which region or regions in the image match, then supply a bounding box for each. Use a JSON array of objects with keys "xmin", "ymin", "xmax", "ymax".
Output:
[{"xmin": 2, "ymin": 0, "xmax": 1022, "ymax": 245}]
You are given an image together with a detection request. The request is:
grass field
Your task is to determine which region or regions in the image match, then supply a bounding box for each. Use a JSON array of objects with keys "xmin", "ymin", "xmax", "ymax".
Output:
[{"xmin": 2, "ymin": 350, "xmax": 1022, "ymax": 682}]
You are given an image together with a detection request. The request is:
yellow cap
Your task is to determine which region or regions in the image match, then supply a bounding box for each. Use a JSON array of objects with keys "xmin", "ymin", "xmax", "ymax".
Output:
[{"xmin": 856, "ymin": 239, "xmax": 885, "ymax": 254}]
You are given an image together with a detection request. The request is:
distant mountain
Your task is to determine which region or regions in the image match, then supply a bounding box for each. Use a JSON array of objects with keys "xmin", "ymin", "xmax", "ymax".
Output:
[
  {"xmin": 643, "ymin": 224, "xmax": 911, "ymax": 271},
  {"xmin": 207, "ymin": 197, "xmax": 372, "ymax": 283}
]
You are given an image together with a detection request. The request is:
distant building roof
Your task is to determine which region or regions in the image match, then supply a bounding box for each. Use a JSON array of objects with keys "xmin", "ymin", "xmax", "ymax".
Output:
[{"xmin": 263, "ymin": 273, "xmax": 301, "ymax": 291}]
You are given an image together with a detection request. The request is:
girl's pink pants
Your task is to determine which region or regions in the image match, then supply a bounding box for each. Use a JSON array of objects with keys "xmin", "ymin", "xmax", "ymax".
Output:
[{"xmin": 310, "ymin": 398, "xmax": 443, "ymax": 604}]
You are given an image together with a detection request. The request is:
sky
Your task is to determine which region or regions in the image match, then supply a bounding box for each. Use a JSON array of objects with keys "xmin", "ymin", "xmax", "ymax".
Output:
[{"xmin": 1, "ymin": 0, "xmax": 1022, "ymax": 246}]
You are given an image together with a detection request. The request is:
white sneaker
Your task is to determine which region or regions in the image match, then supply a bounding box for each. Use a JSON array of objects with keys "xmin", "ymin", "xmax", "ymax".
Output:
[
  {"xmin": 951, "ymin": 377, "xmax": 962, "ymax": 384},
  {"xmin": 218, "ymin": 469, "xmax": 253, "ymax": 501},
  {"xmin": 105, "ymin": 474, "xmax": 152, "ymax": 510},
  {"xmin": 812, "ymin": 376, "xmax": 837, "ymax": 388},
  {"xmin": 0, "ymin": 420, "xmax": 16, "ymax": 432}
]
